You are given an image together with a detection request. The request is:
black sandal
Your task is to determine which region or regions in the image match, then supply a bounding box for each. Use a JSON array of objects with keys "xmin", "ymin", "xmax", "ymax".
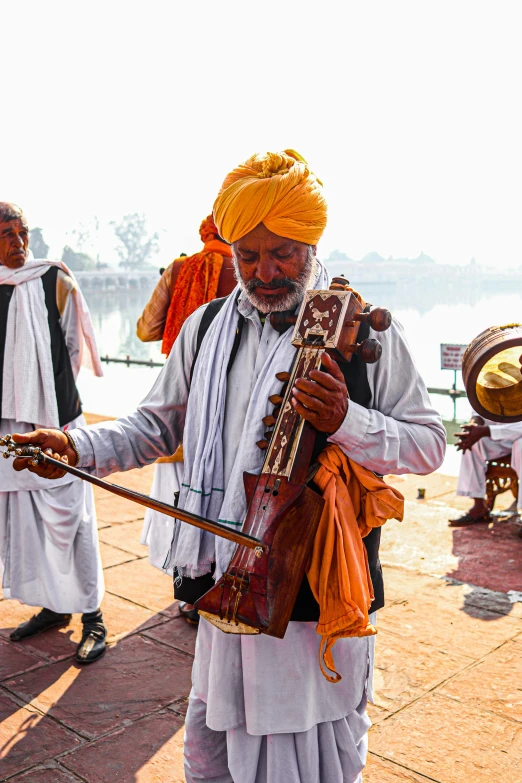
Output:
[{"xmin": 179, "ymin": 603, "xmax": 200, "ymax": 625}]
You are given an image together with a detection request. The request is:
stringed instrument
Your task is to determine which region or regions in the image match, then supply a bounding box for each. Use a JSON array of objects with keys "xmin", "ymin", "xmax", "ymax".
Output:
[
  {"xmin": 195, "ymin": 278, "xmax": 391, "ymax": 638},
  {"xmin": 1, "ymin": 278, "xmax": 392, "ymax": 641}
]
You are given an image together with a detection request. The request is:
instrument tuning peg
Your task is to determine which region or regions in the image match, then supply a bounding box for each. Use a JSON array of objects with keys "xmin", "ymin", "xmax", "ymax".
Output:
[
  {"xmin": 355, "ymin": 307, "xmax": 392, "ymax": 332},
  {"xmin": 351, "ymin": 338, "xmax": 382, "ymax": 364},
  {"xmin": 272, "ymin": 406, "xmax": 281, "ymax": 417},
  {"xmin": 330, "ymin": 276, "xmax": 350, "ymax": 291},
  {"xmin": 269, "ymin": 394, "xmax": 284, "ymax": 405},
  {"xmin": 262, "ymin": 415, "xmax": 277, "ymax": 426},
  {"xmin": 276, "ymin": 371, "xmax": 291, "ymax": 382},
  {"xmin": 256, "ymin": 439, "xmax": 269, "ymax": 450}
]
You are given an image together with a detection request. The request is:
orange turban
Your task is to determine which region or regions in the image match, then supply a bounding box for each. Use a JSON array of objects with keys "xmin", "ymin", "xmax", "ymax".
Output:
[
  {"xmin": 199, "ymin": 214, "xmax": 219, "ymax": 244},
  {"xmin": 213, "ymin": 150, "xmax": 327, "ymax": 245}
]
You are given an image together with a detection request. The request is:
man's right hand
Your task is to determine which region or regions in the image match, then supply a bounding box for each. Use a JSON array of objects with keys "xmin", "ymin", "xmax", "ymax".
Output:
[
  {"xmin": 454, "ymin": 423, "xmax": 490, "ymax": 453},
  {"xmin": 11, "ymin": 429, "xmax": 77, "ymax": 480}
]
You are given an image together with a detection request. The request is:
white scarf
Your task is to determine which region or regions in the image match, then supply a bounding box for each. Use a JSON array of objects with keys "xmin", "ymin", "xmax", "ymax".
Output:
[
  {"xmin": 171, "ymin": 261, "xmax": 330, "ymax": 580},
  {"xmin": 0, "ymin": 258, "xmax": 103, "ymax": 428}
]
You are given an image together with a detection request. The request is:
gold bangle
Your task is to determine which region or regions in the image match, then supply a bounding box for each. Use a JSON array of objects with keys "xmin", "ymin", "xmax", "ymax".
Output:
[{"xmin": 65, "ymin": 430, "xmax": 81, "ymax": 466}]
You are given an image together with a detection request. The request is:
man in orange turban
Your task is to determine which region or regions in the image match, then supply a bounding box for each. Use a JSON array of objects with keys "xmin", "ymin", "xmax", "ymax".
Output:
[{"xmin": 13, "ymin": 151, "xmax": 445, "ymax": 782}]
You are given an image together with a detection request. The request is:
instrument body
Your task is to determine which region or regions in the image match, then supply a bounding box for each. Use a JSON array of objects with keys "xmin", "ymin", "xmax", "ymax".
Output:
[
  {"xmin": 463, "ymin": 325, "xmax": 522, "ymax": 422},
  {"xmin": 196, "ymin": 286, "xmax": 391, "ymax": 638}
]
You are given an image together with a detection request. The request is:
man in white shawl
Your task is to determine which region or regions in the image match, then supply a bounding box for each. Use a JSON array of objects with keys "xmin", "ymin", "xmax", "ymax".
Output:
[
  {"xmin": 0, "ymin": 202, "xmax": 106, "ymax": 664},
  {"xmin": 12, "ymin": 153, "xmax": 446, "ymax": 782}
]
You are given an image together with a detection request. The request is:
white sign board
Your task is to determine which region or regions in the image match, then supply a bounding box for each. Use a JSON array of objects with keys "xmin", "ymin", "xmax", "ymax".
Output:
[{"xmin": 440, "ymin": 343, "xmax": 467, "ymax": 371}]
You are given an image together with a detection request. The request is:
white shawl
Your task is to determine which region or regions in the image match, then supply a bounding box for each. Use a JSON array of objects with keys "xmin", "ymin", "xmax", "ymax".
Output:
[
  {"xmin": 0, "ymin": 258, "xmax": 103, "ymax": 428},
  {"xmin": 172, "ymin": 262, "xmax": 329, "ymax": 580}
]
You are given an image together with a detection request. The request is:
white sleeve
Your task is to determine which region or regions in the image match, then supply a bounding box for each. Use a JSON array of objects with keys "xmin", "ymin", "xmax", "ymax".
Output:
[
  {"xmin": 60, "ymin": 290, "xmax": 82, "ymax": 379},
  {"xmin": 328, "ymin": 317, "xmax": 446, "ymax": 476},
  {"xmin": 488, "ymin": 421, "xmax": 522, "ymax": 442},
  {"xmin": 70, "ymin": 306, "xmax": 206, "ymax": 476}
]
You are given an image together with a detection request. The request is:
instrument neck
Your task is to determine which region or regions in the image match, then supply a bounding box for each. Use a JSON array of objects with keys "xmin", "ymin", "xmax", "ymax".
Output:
[{"xmin": 262, "ymin": 342, "xmax": 324, "ymax": 485}]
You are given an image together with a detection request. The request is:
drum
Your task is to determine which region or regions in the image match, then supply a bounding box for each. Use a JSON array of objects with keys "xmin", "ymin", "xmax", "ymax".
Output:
[{"xmin": 462, "ymin": 324, "xmax": 522, "ymax": 422}]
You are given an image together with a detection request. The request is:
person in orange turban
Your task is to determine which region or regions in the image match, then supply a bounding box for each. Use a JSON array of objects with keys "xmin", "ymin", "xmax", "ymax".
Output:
[
  {"xmin": 213, "ymin": 149, "xmax": 327, "ymax": 246},
  {"xmin": 14, "ymin": 150, "xmax": 445, "ymax": 783}
]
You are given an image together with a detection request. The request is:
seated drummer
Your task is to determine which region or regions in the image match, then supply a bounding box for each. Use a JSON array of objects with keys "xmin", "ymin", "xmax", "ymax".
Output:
[{"xmin": 450, "ymin": 411, "xmax": 522, "ymax": 525}]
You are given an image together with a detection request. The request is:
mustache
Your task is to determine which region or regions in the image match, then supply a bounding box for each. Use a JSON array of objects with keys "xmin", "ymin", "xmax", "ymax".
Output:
[{"xmin": 245, "ymin": 277, "xmax": 297, "ymax": 292}]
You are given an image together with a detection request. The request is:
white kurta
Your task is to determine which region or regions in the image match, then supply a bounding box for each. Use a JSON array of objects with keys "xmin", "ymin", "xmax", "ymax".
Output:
[
  {"xmin": 140, "ymin": 460, "xmax": 183, "ymax": 574},
  {"xmin": 70, "ymin": 293, "xmax": 445, "ymax": 739},
  {"xmin": 456, "ymin": 417, "xmax": 522, "ymax": 506},
  {"xmin": 0, "ymin": 284, "xmax": 104, "ymax": 614}
]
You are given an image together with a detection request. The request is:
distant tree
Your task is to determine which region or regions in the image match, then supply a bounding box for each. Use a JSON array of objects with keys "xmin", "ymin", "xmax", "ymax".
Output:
[
  {"xmin": 61, "ymin": 245, "xmax": 95, "ymax": 271},
  {"xmin": 111, "ymin": 213, "xmax": 160, "ymax": 269},
  {"xmin": 29, "ymin": 227, "xmax": 49, "ymax": 259},
  {"xmin": 326, "ymin": 249, "xmax": 351, "ymax": 263}
]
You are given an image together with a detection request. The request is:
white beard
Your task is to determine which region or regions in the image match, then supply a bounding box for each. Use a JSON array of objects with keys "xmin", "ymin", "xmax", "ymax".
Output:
[{"xmin": 233, "ymin": 249, "xmax": 318, "ymax": 313}]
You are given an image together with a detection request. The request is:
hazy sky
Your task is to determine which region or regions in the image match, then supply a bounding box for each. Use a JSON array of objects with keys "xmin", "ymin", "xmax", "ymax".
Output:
[{"xmin": 2, "ymin": 1, "xmax": 521, "ymax": 268}]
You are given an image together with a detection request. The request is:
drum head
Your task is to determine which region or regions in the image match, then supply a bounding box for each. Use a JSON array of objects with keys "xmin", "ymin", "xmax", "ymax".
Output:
[{"xmin": 463, "ymin": 325, "xmax": 522, "ymax": 422}]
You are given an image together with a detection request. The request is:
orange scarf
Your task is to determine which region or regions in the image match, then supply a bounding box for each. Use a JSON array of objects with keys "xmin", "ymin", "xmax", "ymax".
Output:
[
  {"xmin": 161, "ymin": 239, "xmax": 233, "ymax": 356},
  {"xmin": 307, "ymin": 445, "xmax": 404, "ymax": 682}
]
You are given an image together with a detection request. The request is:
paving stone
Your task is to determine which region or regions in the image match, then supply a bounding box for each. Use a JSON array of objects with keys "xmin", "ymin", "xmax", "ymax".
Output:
[
  {"xmin": 0, "ymin": 593, "xmax": 164, "ymax": 661},
  {"xmin": 381, "ymin": 566, "xmax": 441, "ymax": 603},
  {"xmin": 104, "ymin": 558, "xmax": 179, "ymax": 615},
  {"xmin": 0, "ymin": 637, "xmax": 45, "ymax": 682},
  {"xmin": 99, "ymin": 541, "xmax": 137, "ymax": 569},
  {"xmin": 167, "ymin": 697, "xmax": 189, "ymax": 717},
  {"xmin": 440, "ymin": 637, "xmax": 522, "ymax": 723},
  {"xmin": 4, "ymin": 634, "xmax": 193, "ymax": 740},
  {"xmin": 141, "ymin": 617, "xmax": 197, "ymax": 657},
  {"xmin": 98, "ymin": 519, "xmax": 149, "ymax": 557},
  {"xmin": 0, "ymin": 691, "xmax": 82, "ymax": 779},
  {"xmin": 105, "ymin": 464, "xmax": 156, "ymax": 494},
  {"xmin": 386, "ymin": 472, "xmax": 457, "ymax": 503},
  {"xmin": 381, "ymin": 495, "xmax": 522, "ymax": 594},
  {"xmin": 10, "ymin": 765, "xmax": 84, "ymax": 782},
  {"xmin": 381, "ymin": 503, "xmax": 459, "ymax": 577},
  {"xmin": 370, "ymin": 692, "xmax": 522, "ymax": 783},
  {"xmin": 377, "ymin": 589, "xmax": 522, "ymax": 658},
  {"xmin": 367, "ymin": 702, "xmax": 391, "ymax": 726},
  {"xmin": 372, "ymin": 629, "xmax": 472, "ymax": 711},
  {"xmin": 365, "ymin": 754, "xmax": 437, "ymax": 782},
  {"xmin": 62, "ymin": 710, "xmax": 185, "ymax": 782},
  {"xmin": 94, "ymin": 493, "xmax": 145, "ymax": 525}
]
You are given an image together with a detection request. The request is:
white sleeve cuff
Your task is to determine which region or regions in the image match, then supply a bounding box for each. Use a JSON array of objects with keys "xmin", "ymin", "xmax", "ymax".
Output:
[
  {"xmin": 327, "ymin": 400, "xmax": 370, "ymax": 454},
  {"xmin": 69, "ymin": 429, "xmax": 95, "ymax": 469}
]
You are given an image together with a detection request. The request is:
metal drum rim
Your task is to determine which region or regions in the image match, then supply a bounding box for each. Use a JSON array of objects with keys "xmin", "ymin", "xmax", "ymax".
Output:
[{"xmin": 464, "ymin": 328, "xmax": 522, "ymax": 423}]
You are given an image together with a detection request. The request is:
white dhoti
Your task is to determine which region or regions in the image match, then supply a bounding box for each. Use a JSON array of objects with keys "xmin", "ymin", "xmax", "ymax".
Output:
[
  {"xmin": 140, "ymin": 461, "xmax": 183, "ymax": 575},
  {"xmin": 456, "ymin": 434, "xmax": 522, "ymax": 507},
  {"xmin": 184, "ymin": 616, "xmax": 374, "ymax": 783},
  {"xmin": 0, "ymin": 416, "xmax": 104, "ymax": 614}
]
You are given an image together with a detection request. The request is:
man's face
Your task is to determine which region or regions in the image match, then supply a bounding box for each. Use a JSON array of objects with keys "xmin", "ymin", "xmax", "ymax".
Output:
[
  {"xmin": 232, "ymin": 223, "xmax": 316, "ymax": 313},
  {"xmin": 0, "ymin": 219, "xmax": 29, "ymax": 269}
]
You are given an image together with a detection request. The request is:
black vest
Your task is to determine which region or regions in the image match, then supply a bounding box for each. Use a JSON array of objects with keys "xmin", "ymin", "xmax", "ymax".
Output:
[
  {"xmin": 174, "ymin": 298, "xmax": 385, "ymax": 617},
  {"xmin": 0, "ymin": 267, "xmax": 82, "ymax": 426}
]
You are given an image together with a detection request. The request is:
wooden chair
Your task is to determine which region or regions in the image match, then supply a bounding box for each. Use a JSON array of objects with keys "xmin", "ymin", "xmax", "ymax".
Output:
[{"xmin": 485, "ymin": 454, "xmax": 519, "ymax": 510}]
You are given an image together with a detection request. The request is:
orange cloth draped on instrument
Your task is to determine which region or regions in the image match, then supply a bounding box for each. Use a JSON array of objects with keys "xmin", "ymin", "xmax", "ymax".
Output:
[
  {"xmin": 213, "ymin": 150, "xmax": 327, "ymax": 245},
  {"xmin": 161, "ymin": 216, "xmax": 233, "ymax": 356},
  {"xmin": 307, "ymin": 445, "xmax": 404, "ymax": 683}
]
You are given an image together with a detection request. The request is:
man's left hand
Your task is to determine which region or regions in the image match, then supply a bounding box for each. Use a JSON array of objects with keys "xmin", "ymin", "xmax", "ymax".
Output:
[{"xmin": 291, "ymin": 352, "xmax": 348, "ymax": 433}]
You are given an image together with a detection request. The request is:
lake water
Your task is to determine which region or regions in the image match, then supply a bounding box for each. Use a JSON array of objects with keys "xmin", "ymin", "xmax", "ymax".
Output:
[{"xmin": 77, "ymin": 277, "xmax": 522, "ymax": 435}]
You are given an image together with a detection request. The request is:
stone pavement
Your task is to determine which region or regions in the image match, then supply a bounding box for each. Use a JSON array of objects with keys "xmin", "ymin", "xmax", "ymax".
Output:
[{"xmin": 1, "ymin": 432, "xmax": 522, "ymax": 781}]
